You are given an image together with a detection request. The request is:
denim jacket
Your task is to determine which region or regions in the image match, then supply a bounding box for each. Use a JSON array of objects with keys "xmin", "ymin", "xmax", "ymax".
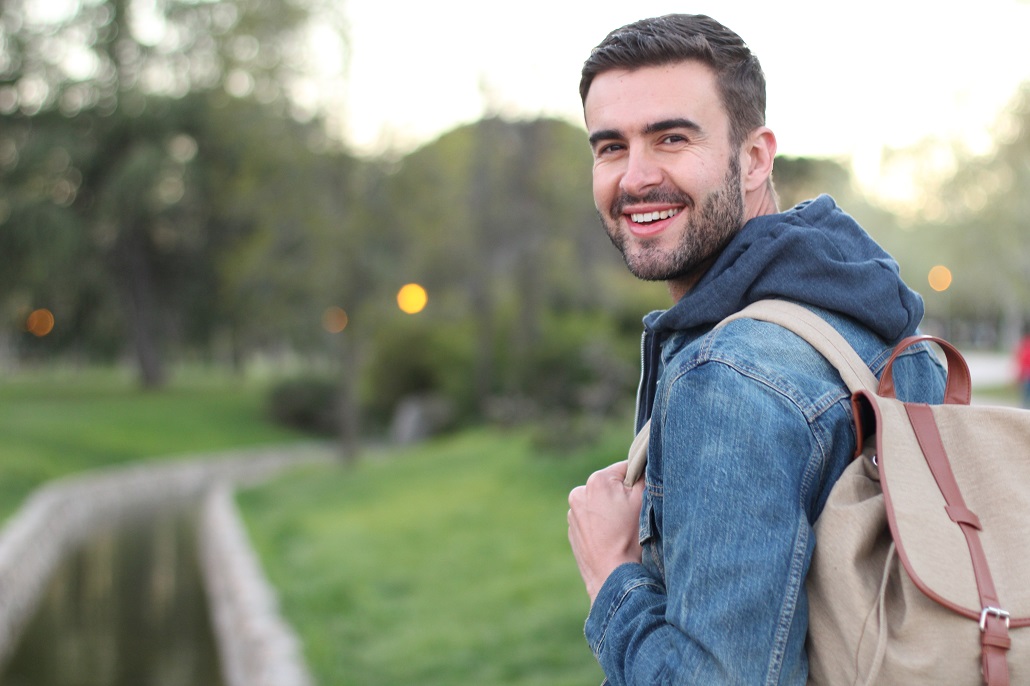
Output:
[{"xmin": 585, "ymin": 305, "xmax": 946, "ymax": 685}]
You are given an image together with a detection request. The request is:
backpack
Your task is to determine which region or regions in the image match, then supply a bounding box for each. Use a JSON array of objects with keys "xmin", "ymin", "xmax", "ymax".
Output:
[{"xmin": 624, "ymin": 299, "xmax": 1030, "ymax": 685}]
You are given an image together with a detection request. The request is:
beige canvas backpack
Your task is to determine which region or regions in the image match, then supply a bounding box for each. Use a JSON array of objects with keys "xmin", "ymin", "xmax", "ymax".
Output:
[{"xmin": 624, "ymin": 299, "xmax": 1030, "ymax": 685}]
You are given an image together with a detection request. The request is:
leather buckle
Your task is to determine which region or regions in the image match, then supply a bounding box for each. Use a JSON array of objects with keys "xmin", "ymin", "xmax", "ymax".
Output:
[{"xmin": 980, "ymin": 606, "xmax": 1011, "ymax": 632}]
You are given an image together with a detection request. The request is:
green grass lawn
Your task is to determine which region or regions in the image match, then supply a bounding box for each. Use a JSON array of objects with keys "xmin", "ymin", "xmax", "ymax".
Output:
[
  {"xmin": 0, "ymin": 367, "xmax": 308, "ymax": 519},
  {"xmin": 236, "ymin": 426, "xmax": 621, "ymax": 686}
]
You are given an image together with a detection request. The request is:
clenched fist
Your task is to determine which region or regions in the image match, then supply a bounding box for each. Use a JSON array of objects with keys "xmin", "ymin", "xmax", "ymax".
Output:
[{"xmin": 568, "ymin": 460, "xmax": 645, "ymax": 604}]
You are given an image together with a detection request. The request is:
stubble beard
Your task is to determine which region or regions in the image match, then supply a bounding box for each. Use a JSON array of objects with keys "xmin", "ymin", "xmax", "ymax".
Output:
[{"xmin": 602, "ymin": 156, "xmax": 745, "ymax": 284}]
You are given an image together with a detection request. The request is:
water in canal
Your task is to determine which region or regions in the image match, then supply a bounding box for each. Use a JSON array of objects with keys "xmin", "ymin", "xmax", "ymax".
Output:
[{"xmin": 0, "ymin": 509, "xmax": 225, "ymax": 686}]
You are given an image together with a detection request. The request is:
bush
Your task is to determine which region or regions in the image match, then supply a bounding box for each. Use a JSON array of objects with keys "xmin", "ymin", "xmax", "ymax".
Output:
[
  {"xmin": 356, "ymin": 306, "xmax": 642, "ymax": 442},
  {"xmin": 266, "ymin": 377, "xmax": 339, "ymax": 435},
  {"xmin": 359, "ymin": 317, "xmax": 477, "ymax": 431},
  {"xmin": 507, "ymin": 310, "xmax": 638, "ymax": 415}
]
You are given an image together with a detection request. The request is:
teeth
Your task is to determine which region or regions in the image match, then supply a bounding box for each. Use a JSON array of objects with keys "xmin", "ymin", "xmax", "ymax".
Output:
[{"xmin": 631, "ymin": 208, "xmax": 679, "ymax": 224}]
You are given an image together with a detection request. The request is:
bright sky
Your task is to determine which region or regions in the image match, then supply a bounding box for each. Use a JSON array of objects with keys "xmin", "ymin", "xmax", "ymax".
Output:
[{"xmin": 336, "ymin": 0, "xmax": 1030, "ymax": 194}]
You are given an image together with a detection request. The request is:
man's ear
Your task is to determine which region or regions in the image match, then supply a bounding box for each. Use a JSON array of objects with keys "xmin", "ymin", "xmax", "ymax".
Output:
[{"xmin": 742, "ymin": 127, "xmax": 777, "ymax": 192}]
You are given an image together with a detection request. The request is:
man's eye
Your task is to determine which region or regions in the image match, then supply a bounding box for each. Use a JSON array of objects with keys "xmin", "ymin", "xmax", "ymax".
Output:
[
  {"xmin": 597, "ymin": 143, "xmax": 625, "ymax": 155},
  {"xmin": 662, "ymin": 134, "xmax": 688, "ymax": 144}
]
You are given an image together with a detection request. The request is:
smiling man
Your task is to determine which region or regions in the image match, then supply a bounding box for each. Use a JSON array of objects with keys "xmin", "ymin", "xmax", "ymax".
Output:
[
  {"xmin": 586, "ymin": 58, "xmax": 776, "ymax": 299},
  {"xmin": 567, "ymin": 14, "xmax": 947, "ymax": 685}
]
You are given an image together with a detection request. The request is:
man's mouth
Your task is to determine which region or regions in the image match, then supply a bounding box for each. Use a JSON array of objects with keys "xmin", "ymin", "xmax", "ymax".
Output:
[{"xmin": 629, "ymin": 208, "xmax": 680, "ymax": 224}]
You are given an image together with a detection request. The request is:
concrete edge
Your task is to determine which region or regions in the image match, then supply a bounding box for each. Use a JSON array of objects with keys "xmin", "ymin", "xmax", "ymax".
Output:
[
  {"xmin": 0, "ymin": 443, "xmax": 333, "ymax": 678},
  {"xmin": 198, "ymin": 484, "xmax": 315, "ymax": 686}
]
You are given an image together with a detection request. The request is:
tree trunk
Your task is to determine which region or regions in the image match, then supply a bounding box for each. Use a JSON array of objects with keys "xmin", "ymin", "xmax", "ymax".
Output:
[
  {"xmin": 469, "ymin": 122, "xmax": 497, "ymax": 412},
  {"xmin": 115, "ymin": 228, "xmax": 167, "ymax": 389},
  {"xmin": 336, "ymin": 334, "xmax": 361, "ymax": 463}
]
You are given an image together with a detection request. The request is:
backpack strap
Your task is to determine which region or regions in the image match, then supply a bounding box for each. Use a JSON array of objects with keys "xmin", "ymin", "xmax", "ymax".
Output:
[
  {"xmin": 718, "ymin": 299, "xmax": 879, "ymax": 394},
  {"xmin": 623, "ymin": 299, "xmax": 875, "ymax": 486}
]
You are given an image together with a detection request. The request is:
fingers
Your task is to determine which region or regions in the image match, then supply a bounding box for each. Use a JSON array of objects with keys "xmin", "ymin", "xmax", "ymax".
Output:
[
  {"xmin": 569, "ymin": 461, "xmax": 643, "ymax": 514},
  {"xmin": 568, "ymin": 484, "xmax": 585, "ymax": 509},
  {"xmin": 567, "ymin": 460, "xmax": 645, "ymax": 602}
]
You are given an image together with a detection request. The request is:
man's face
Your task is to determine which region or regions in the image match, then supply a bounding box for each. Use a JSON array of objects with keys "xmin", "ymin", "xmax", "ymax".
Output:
[{"xmin": 584, "ymin": 61, "xmax": 745, "ymax": 290}]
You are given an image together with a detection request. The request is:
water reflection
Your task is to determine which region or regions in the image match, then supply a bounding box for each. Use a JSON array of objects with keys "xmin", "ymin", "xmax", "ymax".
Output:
[{"xmin": 0, "ymin": 509, "xmax": 224, "ymax": 686}]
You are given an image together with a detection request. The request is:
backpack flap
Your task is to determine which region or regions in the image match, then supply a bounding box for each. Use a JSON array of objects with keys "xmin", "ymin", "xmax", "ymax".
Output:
[{"xmin": 857, "ymin": 337, "xmax": 1030, "ymax": 629}]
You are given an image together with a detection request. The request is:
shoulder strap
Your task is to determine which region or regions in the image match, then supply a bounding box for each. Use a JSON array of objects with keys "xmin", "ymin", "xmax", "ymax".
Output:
[
  {"xmin": 719, "ymin": 299, "xmax": 879, "ymax": 394},
  {"xmin": 623, "ymin": 299, "xmax": 876, "ymax": 486}
]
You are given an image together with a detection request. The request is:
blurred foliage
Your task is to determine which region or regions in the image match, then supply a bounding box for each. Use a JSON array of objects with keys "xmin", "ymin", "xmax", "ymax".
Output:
[
  {"xmin": 266, "ymin": 376, "xmax": 339, "ymax": 435},
  {"xmin": 358, "ymin": 314, "xmax": 476, "ymax": 431},
  {"xmin": 0, "ymin": 0, "xmax": 347, "ymax": 386},
  {"xmin": 4, "ymin": 0, "xmax": 1029, "ymax": 441},
  {"xmin": 775, "ymin": 78, "xmax": 1030, "ymax": 350},
  {"xmin": 924, "ymin": 83, "xmax": 1030, "ymax": 346}
]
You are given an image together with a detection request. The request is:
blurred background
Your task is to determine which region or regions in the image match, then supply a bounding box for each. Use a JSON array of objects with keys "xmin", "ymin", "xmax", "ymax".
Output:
[{"xmin": 1, "ymin": 0, "xmax": 1029, "ymax": 683}]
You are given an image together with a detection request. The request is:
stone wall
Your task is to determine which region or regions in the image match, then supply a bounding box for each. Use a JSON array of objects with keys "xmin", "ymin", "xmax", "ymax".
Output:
[
  {"xmin": 200, "ymin": 484, "xmax": 314, "ymax": 686},
  {"xmin": 0, "ymin": 444, "xmax": 332, "ymax": 682}
]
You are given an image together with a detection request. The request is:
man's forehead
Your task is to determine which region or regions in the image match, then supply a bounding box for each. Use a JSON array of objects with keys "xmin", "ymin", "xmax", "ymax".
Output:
[{"xmin": 583, "ymin": 62, "xmax": 725, "ymax": 135}]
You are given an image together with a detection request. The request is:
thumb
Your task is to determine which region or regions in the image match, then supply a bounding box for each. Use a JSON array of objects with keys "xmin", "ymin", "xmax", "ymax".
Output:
[{"xmin": 603, "ymin": 460, "xmax": 630, "ymax": 482}]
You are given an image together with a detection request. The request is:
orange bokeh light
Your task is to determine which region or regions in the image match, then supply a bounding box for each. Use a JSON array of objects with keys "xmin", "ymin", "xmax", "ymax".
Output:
[
  {"xmin": 928, "ymin": 265, "xmax": 953, "ymax": 292},
  {"xmin": 397, "ymin": 284, "xmax": 428, "ymax": 314},
  {"xmin": 322, "ymin": 306, "xmax": 349, "ymax": 333},
  {"xmin": 26, "ymin": 308, "xmax": 55, "ymax": 337}
]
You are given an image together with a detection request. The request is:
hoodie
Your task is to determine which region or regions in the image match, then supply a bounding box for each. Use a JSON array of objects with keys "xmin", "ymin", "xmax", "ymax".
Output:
[{"xmin": 635, "ymin": 194, "xmax": 925, "ymax": 430}]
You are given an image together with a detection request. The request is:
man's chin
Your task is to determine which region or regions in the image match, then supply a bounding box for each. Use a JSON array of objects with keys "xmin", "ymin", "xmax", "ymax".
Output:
[{"xmin": 623, "ymin": 255, "xmax": 678, "ymax": 282}]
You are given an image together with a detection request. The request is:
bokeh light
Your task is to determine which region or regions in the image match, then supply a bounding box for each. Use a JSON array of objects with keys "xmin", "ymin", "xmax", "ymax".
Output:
[
  {"xmin": 928, "ymin": 265, "xmax": 953, "ymax": 292},
  {"xmin": 26, "ymin": 308, "xmax": 55, "ymax": 337},
  {"xmin": 397, "ymin": 284, "xmax": 428, "ymax": 314},
  {"xmin": 322, "ymin": 306, "xmax": 349, "ymax": 333}
]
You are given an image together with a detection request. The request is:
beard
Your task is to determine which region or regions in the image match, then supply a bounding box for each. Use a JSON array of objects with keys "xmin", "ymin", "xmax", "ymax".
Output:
[{"xmin": 601, "ymin": 155, "xmax": 744, "ymax": 283}]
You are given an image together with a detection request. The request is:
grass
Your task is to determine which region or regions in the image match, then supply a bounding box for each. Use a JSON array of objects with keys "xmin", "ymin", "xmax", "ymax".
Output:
[
  {"xmin": 0, "ymin": 366, "xmax": 308, "ymax": 519},
  {"xmin": 236, "ymin": 426, "xmax": 621, "ymax": 686},
  {"xmin": 973, "ymin": 384, "xmax": 1022, "ymax": 407}
]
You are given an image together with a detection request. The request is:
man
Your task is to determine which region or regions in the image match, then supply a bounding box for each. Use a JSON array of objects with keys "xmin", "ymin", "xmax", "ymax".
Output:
[{"xmin": 566, "ymin": 14, "xmax": 946, "ymax": 685}]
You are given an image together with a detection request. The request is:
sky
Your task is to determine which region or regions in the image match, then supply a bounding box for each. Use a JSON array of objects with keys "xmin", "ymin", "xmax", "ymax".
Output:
[{"xmin": 332, "ymin": 0, "xmax": 1030, "ymax": 194}]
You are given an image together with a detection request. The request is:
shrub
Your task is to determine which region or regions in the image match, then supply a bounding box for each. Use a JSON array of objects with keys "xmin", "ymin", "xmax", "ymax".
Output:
[
  {"xmin": 359, "ymin": 317, "xmax": 477, "ymax": 431},
  {"xmin": 266, "ymin": 377, "xmax": 339, "ymax": 435}
]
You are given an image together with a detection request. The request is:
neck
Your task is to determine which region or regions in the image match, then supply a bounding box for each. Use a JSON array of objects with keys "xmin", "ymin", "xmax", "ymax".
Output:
[
  {"xmin": 744, "ymin": 182, "xmax": 780, "ymax": 223},
  {"xmin": 666, "ymin": 255, "xmax": 718, "ymax": 303}
]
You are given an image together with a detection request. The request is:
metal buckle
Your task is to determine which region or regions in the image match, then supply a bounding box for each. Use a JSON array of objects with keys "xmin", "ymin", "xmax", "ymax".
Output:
[{"xmin": 979, "ymin": 606, "xmax": 1011, "ymax": 632}]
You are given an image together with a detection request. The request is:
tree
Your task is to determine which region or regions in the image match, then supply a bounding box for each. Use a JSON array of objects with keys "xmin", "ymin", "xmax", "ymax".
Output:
[
  {"xmin": 362, "ymin": 116, "xmax": 656, "ymax": 433},
  {"xmin": 0, "ymin": 0, "xmax": 348, "ymax": 386},
  {"xmin": 915, "ymin": 83, "xmax": 1030, "ymax": 345}
]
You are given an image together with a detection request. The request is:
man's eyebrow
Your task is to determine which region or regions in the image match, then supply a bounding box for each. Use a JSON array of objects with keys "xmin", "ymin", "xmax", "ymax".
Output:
[
  {"xmin": 588, "ymin": 118, "xmax": 703, "ymax": 147},
  {"xmin": 588, "ymin": 128, "xmax": 622, "ymax": 147},
  {"xmin": 644, "ymin": 118, "xmax": 702, "ymax": 135}
]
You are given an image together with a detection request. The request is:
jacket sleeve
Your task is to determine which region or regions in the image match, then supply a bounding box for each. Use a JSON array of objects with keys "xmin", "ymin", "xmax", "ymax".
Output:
[{"xmin": 585, "ymin": 358, "xmax": 838, "ymax": 685}]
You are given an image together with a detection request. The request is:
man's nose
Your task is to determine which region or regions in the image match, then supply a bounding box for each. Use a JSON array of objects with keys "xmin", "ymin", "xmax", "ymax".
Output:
[{"xmin": 620, "ymin": 148, "xmax": 663, "ymax": 197}]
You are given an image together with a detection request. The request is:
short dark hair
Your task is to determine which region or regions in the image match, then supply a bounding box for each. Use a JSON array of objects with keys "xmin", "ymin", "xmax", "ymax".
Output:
[{"xmin": 580, "ymin": 14, "xmax": 766, "ymax": 148}]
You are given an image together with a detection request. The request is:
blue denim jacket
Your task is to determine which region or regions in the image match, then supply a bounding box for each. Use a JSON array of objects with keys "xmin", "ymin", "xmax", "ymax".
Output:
[{"xmin": 585, "ymin": 307, "xmax": 946, "ymax": 685}]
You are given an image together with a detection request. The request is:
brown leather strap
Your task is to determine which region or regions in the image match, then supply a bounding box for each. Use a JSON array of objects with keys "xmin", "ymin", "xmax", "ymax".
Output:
[
  {"xmin": 906, "ymin": 403, "xmax": 1010, "ymax": 686},
  {"xmin": 879, "ymin": 335, "xmax": 972, "ymax": 405},
  {"xmin": 945, "ymin": 505, "xmax": 982, "ymax": 530}
]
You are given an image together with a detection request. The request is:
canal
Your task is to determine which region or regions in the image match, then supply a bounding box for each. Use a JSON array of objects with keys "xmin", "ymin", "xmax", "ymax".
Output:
[{"xmin": 0, "ymin": 509, "xmax": 224, "ymax": 686}]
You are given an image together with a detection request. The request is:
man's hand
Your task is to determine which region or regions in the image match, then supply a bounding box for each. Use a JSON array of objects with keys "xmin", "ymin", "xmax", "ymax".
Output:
[{"xmin": 568, "ymin": 460, "xmax": 645, "ymax": 604}]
